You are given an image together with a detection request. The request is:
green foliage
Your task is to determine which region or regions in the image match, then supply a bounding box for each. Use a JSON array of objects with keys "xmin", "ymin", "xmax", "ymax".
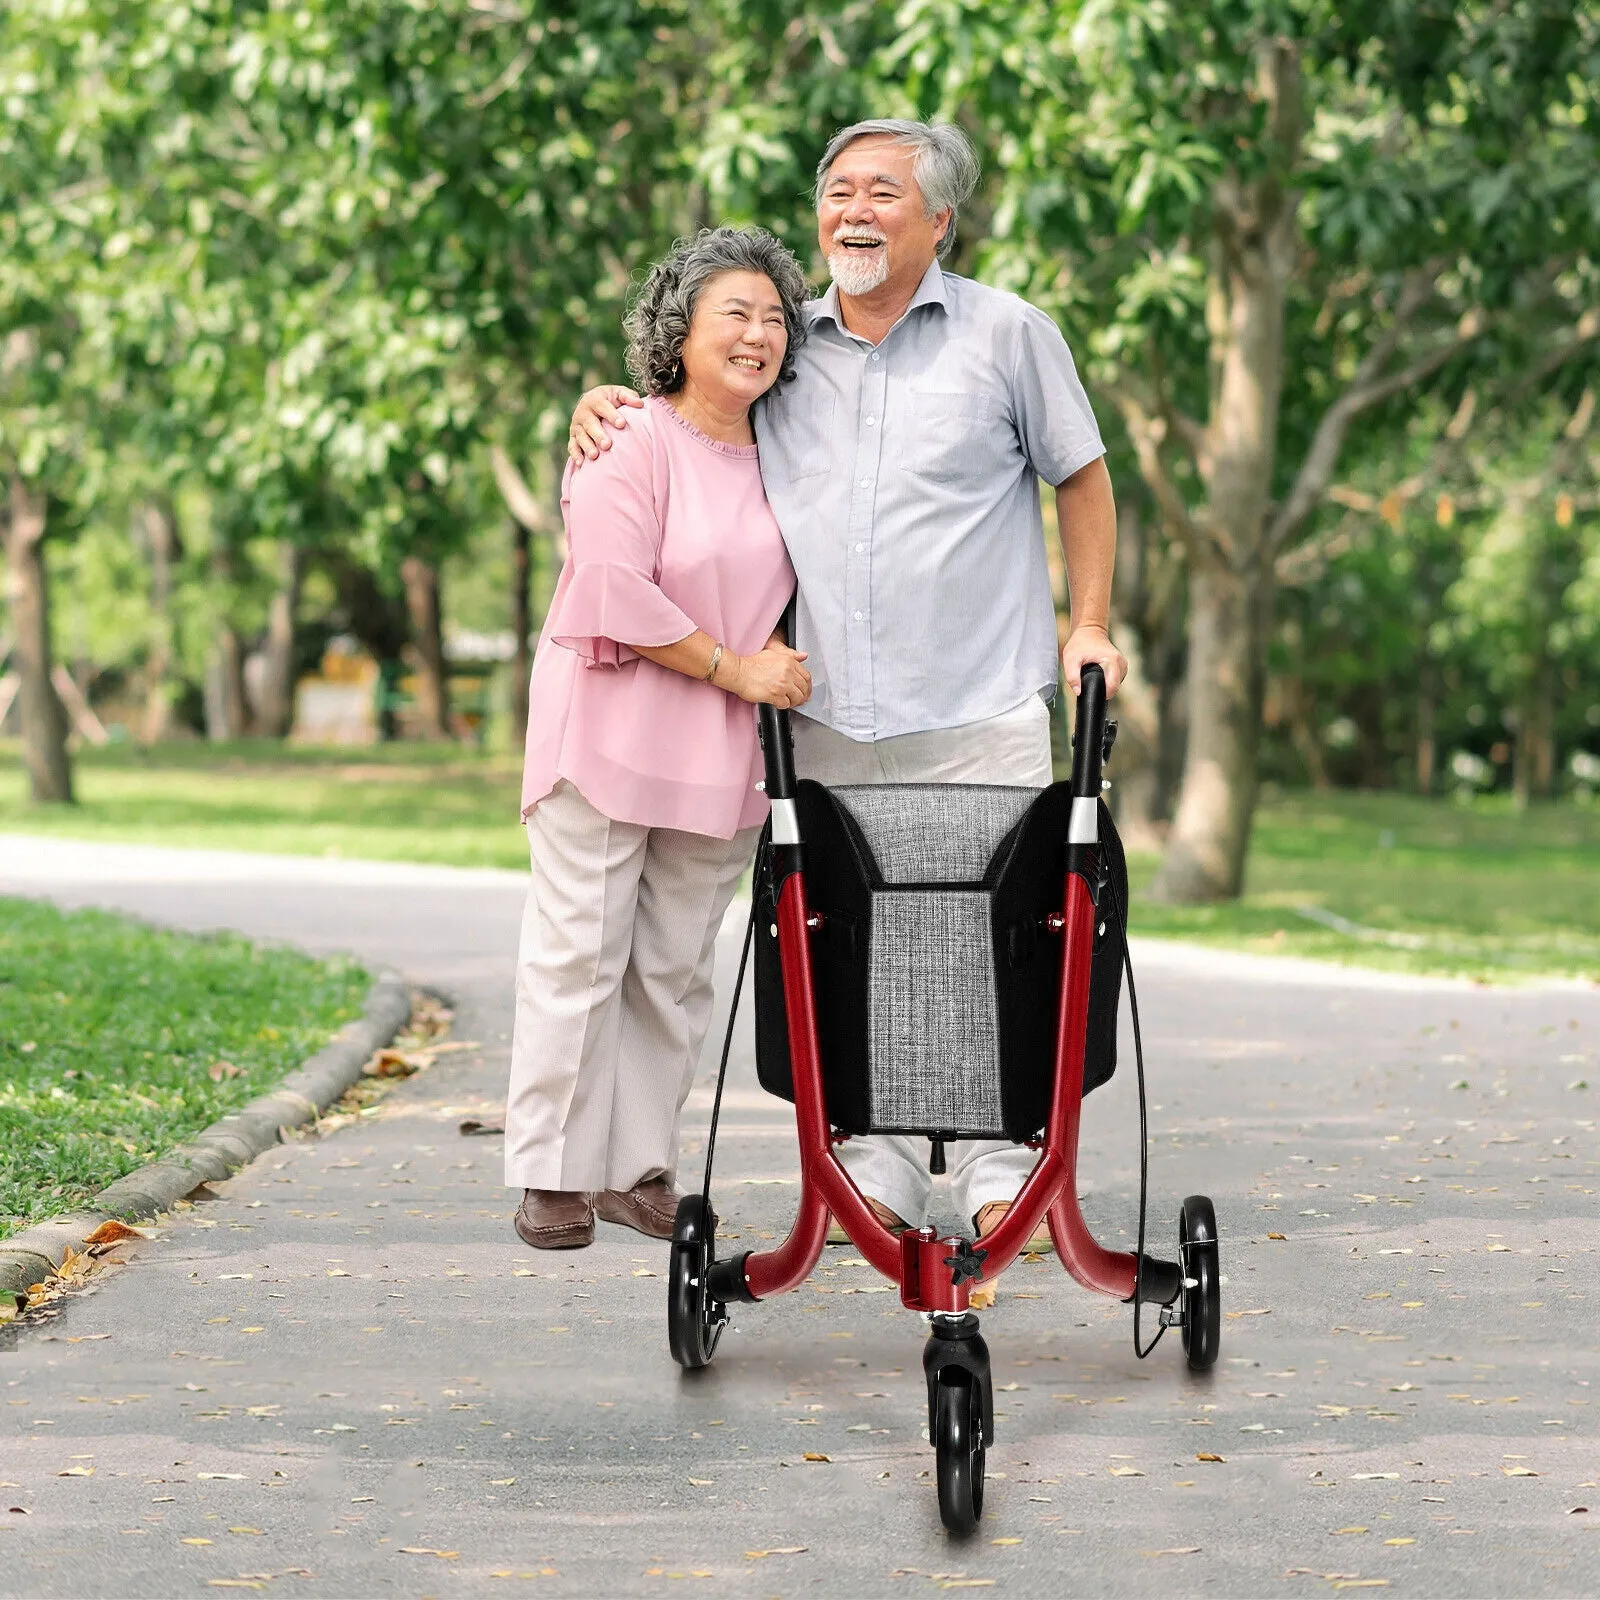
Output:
[
  {"xmin": 0, "ymin": 895, "xmax": 368, "ymax": 1238},
  {"xmin": 4, "ymin": 0, "xmax": 1596, "ymax": 819}
]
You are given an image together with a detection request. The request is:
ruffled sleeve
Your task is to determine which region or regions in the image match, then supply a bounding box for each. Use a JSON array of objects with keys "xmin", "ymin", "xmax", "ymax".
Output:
[{"xmin": 547, "ymin": 429, "xmax": 698, "ymax": 668}]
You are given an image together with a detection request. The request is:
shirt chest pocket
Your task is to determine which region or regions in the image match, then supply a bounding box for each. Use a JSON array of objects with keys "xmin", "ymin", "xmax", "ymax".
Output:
[
  {"xmin": 900, "ymin": 390, "xmax": 995, "ymax": 482},
  {"xmin": 765, "ymin": 393, "xmax": 836, "ymax": 484}
]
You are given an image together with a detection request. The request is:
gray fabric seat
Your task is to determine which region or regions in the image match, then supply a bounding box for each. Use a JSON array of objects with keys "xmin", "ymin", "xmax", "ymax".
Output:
[{"xmin": 832, "ymin": 785, "xmax": 1038, "ymax": 1135}]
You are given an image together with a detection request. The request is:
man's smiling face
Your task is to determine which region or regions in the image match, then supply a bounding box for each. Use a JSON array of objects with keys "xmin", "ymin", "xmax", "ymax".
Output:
[{"xmin": 817, "ymin": 134, "xmax": 949, "ymax": 299}]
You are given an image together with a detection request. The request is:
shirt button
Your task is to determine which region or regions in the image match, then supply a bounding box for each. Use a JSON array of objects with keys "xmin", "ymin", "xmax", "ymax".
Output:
[
  {"xmin": 853, "ymin": 610, "xmax": 864, "ymax": 621},
  {"xmin": 858, "ymin": 477, "xmax": 870, "ymax": 487},
  {"xmin": 854, "ymin": 543, "xmax": 865, "ymax": 553},
  {"xmin": 870, "ymin": 353, "xmax": 880, "ymax": 362},
  {"xmin": 865, "ymin": 416, "xmax": 877, "ymax": 426}
]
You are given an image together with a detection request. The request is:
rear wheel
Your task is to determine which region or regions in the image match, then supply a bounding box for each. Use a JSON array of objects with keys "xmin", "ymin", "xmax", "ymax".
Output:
[
  {"xmin": 1178, "ymin": 1195, "xmax": 1221, "ymax": 1371},
  {"xmin": 667, "ymin": 1195, "xmax": 726, "ymax": 1370},
  {"xmin": 934, "ymin": 1372, "xmax": 985, "ymax": 1534}
]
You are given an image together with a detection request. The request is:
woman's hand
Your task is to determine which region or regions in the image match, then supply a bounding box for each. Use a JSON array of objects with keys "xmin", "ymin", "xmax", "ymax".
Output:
[
  {"xmin": 724, "ymin": 643, "xmax": 811, "ymax": 709},
  {"xmin": 570, "ymin": 385, "xmax": 645, "ymax": 463}
]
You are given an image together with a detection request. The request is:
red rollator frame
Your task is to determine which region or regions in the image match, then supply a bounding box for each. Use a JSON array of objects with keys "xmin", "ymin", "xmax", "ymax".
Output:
[{"xmin": 667, "ymin": 665, "xmax": 1222, "ymax": 1534}]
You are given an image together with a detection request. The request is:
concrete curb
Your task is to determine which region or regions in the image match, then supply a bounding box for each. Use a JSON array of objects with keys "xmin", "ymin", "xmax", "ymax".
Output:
[{"xmin": 0, "ymin": 967, "xmax": 412, "ymax": 1312}]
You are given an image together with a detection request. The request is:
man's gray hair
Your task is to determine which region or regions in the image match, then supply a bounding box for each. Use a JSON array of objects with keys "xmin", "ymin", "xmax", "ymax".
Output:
[
  {"xmin": 814, "ymin": 119, "xmax": 980, "ymax": 260},
  {"xmin": 625, "ymin": 226, "xmax": 810, "ymax": 396}
]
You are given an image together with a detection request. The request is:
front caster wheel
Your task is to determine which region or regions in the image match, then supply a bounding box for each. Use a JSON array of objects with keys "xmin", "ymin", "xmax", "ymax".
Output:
[
  {"xmin": 667, "ymin": 1194, "xmax": 726, "ymax": 1370},
  {"xmin": 933, "ymin": 1373, "xmax": 985, "ymax": 1535},
  {"xmin": 1178, "ymin": 1194, "xmax": 1221, "ymax": 1371}
]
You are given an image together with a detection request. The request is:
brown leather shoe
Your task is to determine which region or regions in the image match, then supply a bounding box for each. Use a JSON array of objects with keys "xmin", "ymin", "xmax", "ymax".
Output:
[
  {"xmin": 514, "ymin": 1189, "xmax": 594, "ymax": 1250},
  {"xmin": 974, "ymin": 1200, "xmax": 1054, "ymax": 1255},
  {"xmin": 826, "ymin": 1195, "xmax": 912, "ymax": 1246},
  {"xmin": 594, "ymin": 1177, "xmax": 683, "ymax": 1239}
]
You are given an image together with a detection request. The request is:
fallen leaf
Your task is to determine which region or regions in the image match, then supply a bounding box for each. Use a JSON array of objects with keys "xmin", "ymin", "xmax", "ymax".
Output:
[
  {"xmin": 1226, "ymin": 1308, "xmax": 1271, "ymax": 1318},
  {"xmin": 488, "ymin": 1477, "xmax": 515, "ymax": 1486},
  {"xmin": 181, "ymin": 1537, "xmax": 214, "ymax": 1545},
  {"xmin": 1196, "ymin": 1453, "xmax": 1226, "ymax": 1463},
  {"xmin": 1145, "ymin": 1547, "xmax": 1201, "ymax": 1556},
  {"xmin": 208, "ymin": 1061, "xmax": 243, "ymax": 1082},
  {"xmin": 1351, "ymin": 1473, "xmax": 1400, "ymax": 1481},
  {"xmin": 1267, "ymin": 1232, "xmax": 1286, "ymax": 1240},
  {"xmin": 688, "ymin": 1478, "xmax": 713, "ymax": 1486},
  {"xmin": 199, "ymin": 1473, "xmax": 245, "ymax": 1481},
  {"xmin": 801, "ymin": 1452, "xmax": 830, "ymax": 1463},
  {"xmin": 991, "ymin": 1537, "xmax": 1022, "ymax": 1544},
  {"xmin": 1503, "ymin": 1466, "xmax": 1539, "ymax": 1477},
  {"xmin": 228, "ymin": 1527, "xmax": 264, "ymax": 1536},
  {"xmin": 1383, "ymin": 1538, "xmax": 1415, "ymax": 1546},
  {"xmin": 1335, "ymin": 1527, "xmax": 1369, "ymax": 1535},
  {"xmin": 745, "ymin": 1547, "xmax": 808, "ymax": 1559},
  {"xmin": 57, "ymin": 1467, "xmax": 94, "ymax": 1477},
  {"xmin": 399, "ymin": 1547, "xmax": 460, "ymax": 1558},
  {"xmin": 82, "ymin": 1220, "xmax": 147, "ymax": 1246}
]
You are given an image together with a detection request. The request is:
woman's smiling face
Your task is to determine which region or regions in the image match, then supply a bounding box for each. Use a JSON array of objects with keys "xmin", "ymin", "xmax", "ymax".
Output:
[{"xmin": 678, "ymin": 270, "xmax": 788, "ymax": 410}]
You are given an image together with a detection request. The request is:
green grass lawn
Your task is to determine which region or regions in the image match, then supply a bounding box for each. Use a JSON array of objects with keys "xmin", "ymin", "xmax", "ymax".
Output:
[
  {"xmin": 0, "ymin": 895, "xmax": 369, "ymax": 1240},
  {"xmin": 1130, "ymin": 789, "xmax": 1600, "ymax": 981},
  {"xmin": 2, "ymin": 739, "xmax": 1597, "ymax": 982},
  {"xmin": 0, "ymin": 738, "xmax": 525, "ymax": 869}
]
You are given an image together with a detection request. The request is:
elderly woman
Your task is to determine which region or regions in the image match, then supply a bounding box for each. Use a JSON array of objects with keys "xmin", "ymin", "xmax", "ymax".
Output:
[{"xmin": 506, "ymin": 227, "xmax": 812, "ymax": 1251}]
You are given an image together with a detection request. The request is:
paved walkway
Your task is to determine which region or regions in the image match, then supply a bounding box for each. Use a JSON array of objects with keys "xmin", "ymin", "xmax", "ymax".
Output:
[{"xmin": 1, "ymin": 835, "xmax": 1596, "ymax": 1598}]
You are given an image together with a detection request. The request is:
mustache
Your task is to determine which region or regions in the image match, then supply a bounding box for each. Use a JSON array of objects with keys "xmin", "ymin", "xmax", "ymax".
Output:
[{"xmin": 830, "ymin": 225, "xmax": 887, "ymax": 244}]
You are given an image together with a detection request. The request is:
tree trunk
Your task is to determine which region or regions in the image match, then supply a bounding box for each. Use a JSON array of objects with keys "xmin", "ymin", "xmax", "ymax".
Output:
[
  {"xmin": 204, "ymin": 541, "xmax": 250, "ymax": 741},
  {"xmin": 1513, "ymin": 665, "xmax": 1556, "ymax": 810},
  {"xmin": 1150, "ymin": 557, "xmax": 1271, "ymax": 901},
  {"xmin": 401, "ymin": 553, "xmax": 450, "ymax": 740},
  {"xmin": 140, "ymin": 501, "xmax": 178, "ymax": 745},
  {"xmin": 509, "ymin": 515, "xmax": 532, "ymax": 749},
  {"xmin": 3, "ymin": 477, "xmax": 74, "ymax": 803},
  {"xmin": 1415, "ymin": 654, "xmax": 1436, "ymax": 795},
  {"xmin": 257, "ymin": 541, "xmax": 303, "ymax": 738},
  {"xmin": 1283, "ymin": 675, "xmax": 1331, "ymax": 789},
  {"xmin": 1106, "ymin": 633, "xmax": 1164, "ymax": 850}
]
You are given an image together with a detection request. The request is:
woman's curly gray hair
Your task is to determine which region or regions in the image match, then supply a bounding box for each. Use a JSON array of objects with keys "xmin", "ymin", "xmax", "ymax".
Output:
[{"xmin": 625, "ymin": 226, "xmax": 810, "ymax": 396}]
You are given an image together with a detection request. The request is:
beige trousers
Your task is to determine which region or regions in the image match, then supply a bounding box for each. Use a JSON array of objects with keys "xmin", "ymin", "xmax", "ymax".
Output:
[
  {"xmin": 505, "ymin": 780, "xmax": 760, "ymax": 1193},
  {"xmin": 790, "ymin": 695, "xmax": 1055, "ymax": 1226}
]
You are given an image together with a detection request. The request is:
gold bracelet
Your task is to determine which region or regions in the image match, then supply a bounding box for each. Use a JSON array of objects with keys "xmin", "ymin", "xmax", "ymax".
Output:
[{"xmin": 704, "ymin": 643, "xmax": 724, "ymax": 683}]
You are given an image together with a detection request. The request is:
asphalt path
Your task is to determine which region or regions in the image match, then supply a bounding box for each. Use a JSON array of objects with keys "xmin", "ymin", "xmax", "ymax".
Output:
[{"xmin": 1, "ymin": 834, "xmax": 1596, "ymax": 1599}]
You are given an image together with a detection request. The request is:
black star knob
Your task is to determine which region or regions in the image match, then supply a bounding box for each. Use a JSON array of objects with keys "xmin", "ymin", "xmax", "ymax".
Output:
[{"xmin": 942, "ymin": 1240, "xmax": 989, "ymax": 1287}]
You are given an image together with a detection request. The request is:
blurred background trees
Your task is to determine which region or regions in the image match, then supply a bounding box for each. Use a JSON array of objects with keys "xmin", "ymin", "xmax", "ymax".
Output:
[{"xmin": 1, "ymin": 0, "xmax": 1595, "ymax": 904}]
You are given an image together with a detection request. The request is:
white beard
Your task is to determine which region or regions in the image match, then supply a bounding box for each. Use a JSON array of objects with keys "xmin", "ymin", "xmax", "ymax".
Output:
[{"xmin": 827, "ymin": 248, "xmax": 889, "ymax": 297}]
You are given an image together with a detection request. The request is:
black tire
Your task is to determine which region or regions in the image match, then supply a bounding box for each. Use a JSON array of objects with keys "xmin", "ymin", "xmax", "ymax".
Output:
[
  {"xmin": 934, "ymin": 1373, "xmax": 985, "ymax": 1535},
  {"xmin": 1178, "ymin": 1194, "xmax": 1221, "ymax": 1371},
  {"xmin": 667, "ymin": 1195, "xmax": 725, "ymax": 1370}
]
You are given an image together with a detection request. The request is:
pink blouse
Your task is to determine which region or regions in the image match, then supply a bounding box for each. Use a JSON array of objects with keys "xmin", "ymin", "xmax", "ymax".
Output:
[{"xmin": 519, "ymin": 396, "xmax": 796, "ymax": 838}]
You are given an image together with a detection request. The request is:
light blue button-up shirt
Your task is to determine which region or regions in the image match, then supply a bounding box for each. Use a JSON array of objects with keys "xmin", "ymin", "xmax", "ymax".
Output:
[{"xmin": 753, "ymin": 261, "xmax": 1105, "ymax": 741}]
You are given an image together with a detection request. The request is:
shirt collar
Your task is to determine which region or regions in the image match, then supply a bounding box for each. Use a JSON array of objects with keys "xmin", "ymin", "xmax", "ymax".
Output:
[{"xmin": 810, "ymin": 257, "xmax": 949, "ymax": 335}]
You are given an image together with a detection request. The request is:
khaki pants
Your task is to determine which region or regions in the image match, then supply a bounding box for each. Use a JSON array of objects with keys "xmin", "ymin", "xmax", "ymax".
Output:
[
  {"xmin": 789, "ymin": 695, "xmax": 1054, "ymax": 1225},
  {"xmin": 505, "ymin": 780, "xmax": 760, "ymax": 1193}
]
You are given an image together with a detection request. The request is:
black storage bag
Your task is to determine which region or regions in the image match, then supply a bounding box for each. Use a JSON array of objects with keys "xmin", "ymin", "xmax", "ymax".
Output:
[{"xmin": 754, "ymin": 779, "xmax": 1127, "ymax": 1142}]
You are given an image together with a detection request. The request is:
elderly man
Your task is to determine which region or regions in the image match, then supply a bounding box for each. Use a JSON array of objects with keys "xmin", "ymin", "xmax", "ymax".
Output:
[{"xmin": 569, "ymin": 118, "xmax": 1125, "ymax": 1250}]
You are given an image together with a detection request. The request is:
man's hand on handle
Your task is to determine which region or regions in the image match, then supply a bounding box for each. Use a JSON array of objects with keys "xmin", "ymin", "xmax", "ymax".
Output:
[
  {"xmin": 570, "ymin": 385, "xmax": 645, "ymax": 463},
  {"xmin": 1061, "ymin": 624, "xmax": 1127, "ymax": 698}
]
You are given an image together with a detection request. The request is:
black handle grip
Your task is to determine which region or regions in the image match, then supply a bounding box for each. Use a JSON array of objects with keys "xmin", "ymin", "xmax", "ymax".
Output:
[
  {"xmin": 757, "ymin": 704, "xmax": 796, "ymax": 800},
  {"xmin": 1068, "ymin": 663, "xmax": 1108, "ymax": 799}
]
